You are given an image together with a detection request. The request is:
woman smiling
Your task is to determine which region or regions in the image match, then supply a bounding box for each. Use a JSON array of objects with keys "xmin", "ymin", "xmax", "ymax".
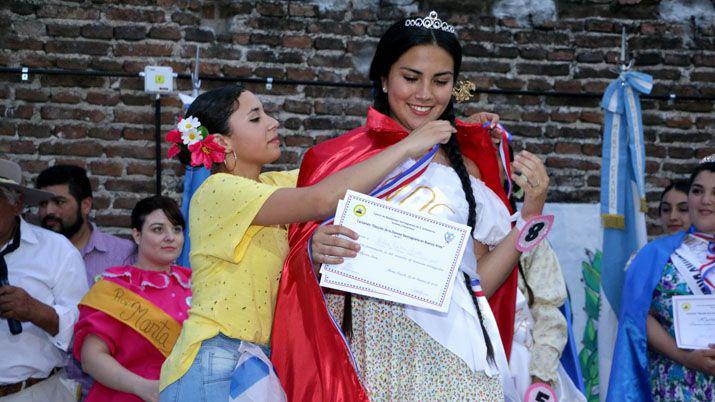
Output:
[{"xmin": 74, "ymin": 196, "xmax": 190, "ymax": 402}]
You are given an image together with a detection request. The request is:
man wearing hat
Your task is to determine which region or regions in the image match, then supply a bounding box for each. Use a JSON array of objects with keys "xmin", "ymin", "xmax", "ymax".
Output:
[{"xmin": 0, "ymin": 158, "xmax": 87, "ymax": 402}]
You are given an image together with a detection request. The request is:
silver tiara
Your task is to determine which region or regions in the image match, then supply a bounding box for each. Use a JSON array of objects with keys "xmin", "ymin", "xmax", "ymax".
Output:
[
  {"xmin": 701, "ymin": 154, "xmax": 715, "ymax": 164},
  {"xmin": 405, "ymin": 11, "xmax": 456, "ymax": 35}
]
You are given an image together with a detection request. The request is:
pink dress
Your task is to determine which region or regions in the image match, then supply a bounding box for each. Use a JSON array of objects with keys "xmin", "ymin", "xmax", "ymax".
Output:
[{"xmin": 73, "ymin": 265, "xmax": 192, "ymax": 402}]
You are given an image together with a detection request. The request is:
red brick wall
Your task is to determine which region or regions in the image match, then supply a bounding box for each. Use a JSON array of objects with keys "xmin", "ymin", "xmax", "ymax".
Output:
[{"xmin": 1, "ymin": 1, "xmax": 713, "ymax": 235}]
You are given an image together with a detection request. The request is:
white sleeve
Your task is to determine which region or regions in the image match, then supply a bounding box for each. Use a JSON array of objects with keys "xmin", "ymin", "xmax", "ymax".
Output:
[
  {"xmin": 469, "ymin": 177, "xmax": 511, "ymax": 247},
  {"xmin": 47, "ymin": 247, "xmax": 88, "ymax": 351}
]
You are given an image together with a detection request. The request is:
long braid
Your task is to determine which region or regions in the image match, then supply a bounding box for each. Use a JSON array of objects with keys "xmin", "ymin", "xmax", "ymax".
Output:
[
  {"xmin": 464, "ymin": 273, "xmax": 496, "ymax": 365},
  {"xmin": 441, "ymin": 100, "xmax": 495, "ymax": 365},
  {"xmin": 341, "ymin": 293, "xmax": 353, "ymax": 341}
]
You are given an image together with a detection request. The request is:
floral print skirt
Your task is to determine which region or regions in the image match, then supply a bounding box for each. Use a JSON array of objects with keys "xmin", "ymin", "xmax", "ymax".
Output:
[{"xmin": 326, "ymin": 293, "xmax": 504, "ymax": 401}]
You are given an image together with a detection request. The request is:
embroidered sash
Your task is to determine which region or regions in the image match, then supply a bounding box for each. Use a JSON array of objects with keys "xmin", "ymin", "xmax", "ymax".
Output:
[
  {"xmin": 671, "ymin": 235, "xmax": 713, "ymax": 296},
  {"xmin": 79, "ymin": 279, "xmax": 182, "ymax": 357}
]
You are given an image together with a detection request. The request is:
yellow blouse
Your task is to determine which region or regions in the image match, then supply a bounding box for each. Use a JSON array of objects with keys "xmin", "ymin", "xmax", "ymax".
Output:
[{"xmin": 160, "ymin": 170, "xmax": 297, "ymax": 390}]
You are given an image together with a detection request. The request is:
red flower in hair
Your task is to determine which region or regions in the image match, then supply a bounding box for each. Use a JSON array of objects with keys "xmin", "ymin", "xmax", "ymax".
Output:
[
  {"xmin": 166, "ymin": 129, "xmax": 182, "ymax": 158},
  {"xmin": 188, "ymin": 135, "xmax": 226, "ymax": 169}
]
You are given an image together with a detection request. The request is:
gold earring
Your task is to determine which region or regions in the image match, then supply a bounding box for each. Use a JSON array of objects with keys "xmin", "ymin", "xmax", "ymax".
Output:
[{"xmin": 223, "ymin": 151, "xmax": 238, "ymax": 169}]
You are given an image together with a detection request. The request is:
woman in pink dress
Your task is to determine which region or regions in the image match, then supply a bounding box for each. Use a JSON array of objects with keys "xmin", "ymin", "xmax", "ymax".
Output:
[{"xmin": 73, "ymin": 196, "xmax": 190, "ymax": 402}]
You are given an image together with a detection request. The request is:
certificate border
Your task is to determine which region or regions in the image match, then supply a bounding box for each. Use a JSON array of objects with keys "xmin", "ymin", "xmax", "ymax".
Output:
[
  {"xmin": 672, "ymin": 295, "xmax": 715, "ymax": 350},
  {"xmin": 323, "ymin": 193, "xmax": 468, "ymax": 308}
]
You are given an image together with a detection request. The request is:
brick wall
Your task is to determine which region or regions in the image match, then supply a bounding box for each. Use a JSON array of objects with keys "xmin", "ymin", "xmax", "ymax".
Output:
[{"xmin": 1, "ymin": 0, "xmax": 713, "ymax": 236}]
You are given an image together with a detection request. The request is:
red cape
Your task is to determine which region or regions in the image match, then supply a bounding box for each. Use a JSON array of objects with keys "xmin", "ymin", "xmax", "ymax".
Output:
[{"xmin": 270, "ymin": 108, "xmax": 517, "ymax": 401}]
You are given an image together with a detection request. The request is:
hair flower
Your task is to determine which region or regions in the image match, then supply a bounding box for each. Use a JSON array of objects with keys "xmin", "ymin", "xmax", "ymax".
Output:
[
  {"xmin": 188, "ymin": 135, "xmax": 226, "ymax": 169},
  {"xmin": 181, "ymin": 128, "xmax": 202, "ymax": 146},
  {"xmin": 178, "ymin": 116, "xmax": 201, "ymax": 133},
  {"xmin": 166, "ymin": 116, "xmax": 226, "ymax": 168}
]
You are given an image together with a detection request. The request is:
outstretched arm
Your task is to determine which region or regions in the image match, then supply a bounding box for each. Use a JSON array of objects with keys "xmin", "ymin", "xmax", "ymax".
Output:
[
  {"xmin": 253, "ymin": 120, "xmax": 455, "ymax": 226},
  {"xmin": 474, "ymin": 151, "xmax": 549, "ymax": 297}
]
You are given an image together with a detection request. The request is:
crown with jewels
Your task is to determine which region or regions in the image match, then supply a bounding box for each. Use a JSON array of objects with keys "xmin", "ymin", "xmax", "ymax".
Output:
[
  {"xmin": 701, "ymin": 154, "xmax": 715, "ymax": 164},
  {"xmin": 405, "ymin": 11, "xmax": 456, "ymax": 35}
]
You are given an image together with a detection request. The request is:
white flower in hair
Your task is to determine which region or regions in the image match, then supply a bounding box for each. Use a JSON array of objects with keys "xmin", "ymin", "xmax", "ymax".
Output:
[
  {"xmin": 178, "ymin": 116, "xmax": 201, "ymax": 133},
  {"xmin": 181, "ymin": 128, "xmax": 201, "ymax": 145}
]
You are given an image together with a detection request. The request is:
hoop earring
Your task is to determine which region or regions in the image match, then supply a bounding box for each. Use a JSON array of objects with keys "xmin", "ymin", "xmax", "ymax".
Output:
[{"xmin": 223, "ymin": 151, "xmax": 238, "ymax": 170}]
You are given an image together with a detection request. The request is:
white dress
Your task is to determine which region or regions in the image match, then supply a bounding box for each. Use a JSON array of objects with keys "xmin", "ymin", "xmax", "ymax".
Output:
[{"xmin": 326, "ymin": 160, "xmax": 519, "ymax": 401}]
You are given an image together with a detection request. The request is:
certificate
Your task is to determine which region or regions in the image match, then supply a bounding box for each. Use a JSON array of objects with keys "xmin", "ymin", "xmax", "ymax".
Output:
[
  {"xmin": 320, "ymin": 190, "xmax": 470, "ymax": 312},
  {"xmin": 672, "ymin": 295, "xmax": 715, "ymax": 349}
]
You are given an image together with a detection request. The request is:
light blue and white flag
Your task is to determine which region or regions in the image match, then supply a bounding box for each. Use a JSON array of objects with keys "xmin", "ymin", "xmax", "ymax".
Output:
[
  {"xmin": 177, "ymin": 165, "xmax": 211, "ymax": 267},
  {"xmin": 229, "ymin": 342, "xmax": 287, "ymax": 402},
  {"xmin": 175, "ymin": 93, "xmax": 211, "ymax": 268},
  {"xmin": 597, "ymin": 71, "xmax": 652, "ymax": 400}
]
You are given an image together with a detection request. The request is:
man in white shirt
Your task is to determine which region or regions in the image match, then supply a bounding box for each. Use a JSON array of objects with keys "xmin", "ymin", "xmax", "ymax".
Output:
[{"xmin": 0, "ymin": 159, "xmax": 87, "ymax": 402}]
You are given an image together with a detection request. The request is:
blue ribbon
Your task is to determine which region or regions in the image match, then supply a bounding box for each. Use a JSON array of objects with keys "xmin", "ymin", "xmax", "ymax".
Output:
[{"xmin": 599, "ymin": 71, "xmax": 653, "ymax": 223}]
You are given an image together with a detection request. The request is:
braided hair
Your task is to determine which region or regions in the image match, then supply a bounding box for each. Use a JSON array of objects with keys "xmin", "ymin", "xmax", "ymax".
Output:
[
  {"xmin": 340, "ymin": 16, "xmax": 496, "ymax": 364},
  {"xmin": 441, "ymin": 100, "xmax": 495, "ymax": 364}
]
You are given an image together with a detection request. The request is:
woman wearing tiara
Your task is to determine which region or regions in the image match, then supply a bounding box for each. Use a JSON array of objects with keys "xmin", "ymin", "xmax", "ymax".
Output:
[
  {"xmin": 271, "ymin": 11, "xmax": 550, "ymax": 401},
  {"xmin": 608, "ymin": 158, "xmax": 715, "ymax": 401},
  {"xmin": 157, "ymin": 85, "xmax": 453, "ymax": 401}
]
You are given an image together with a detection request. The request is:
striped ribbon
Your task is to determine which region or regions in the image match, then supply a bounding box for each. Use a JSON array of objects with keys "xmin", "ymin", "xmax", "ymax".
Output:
[
  {"xmin": 307, "ymin": 143, "xmax": 439, "ymax": 376},
  {"xmin": 599, "ymin": 71, "xmax": 653, "ymax": 228},
  {"xmin": 482, "ymin": 122, "xmax": 514, "ymax": 198},
  {"xmin": 693, "ymin": 232, "xmax": 715, "ymax": 290},
  {"xmin": 470, "ymin": 277, "xmax": 485, "ymax": 298},
  {"xmin": 308, "ymin": 144, "xmax": 440, "ymax": 264}
]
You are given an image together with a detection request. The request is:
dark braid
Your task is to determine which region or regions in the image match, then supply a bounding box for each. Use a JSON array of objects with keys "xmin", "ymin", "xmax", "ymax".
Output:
[
  {"xmin": 341, "ymin": 293, "xmax": 353, "ymax": 341},
  {"xmin": 464, "ymin": 273, "xmax": 496, "ymax": 365},
  {"xmin": 440, "ymin": 102, "xmax": 476, "ymax": 236},
  {"xmin": 440, "ymin": 99, "xmax": 495, "ymax": 365},
  {"xmin": 517, "ymin": 262, "xmax": 535, "ymax": 307}
]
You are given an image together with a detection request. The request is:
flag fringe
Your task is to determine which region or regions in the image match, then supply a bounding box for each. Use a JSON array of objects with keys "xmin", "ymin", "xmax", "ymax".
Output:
[{"xmin": 601, "ymin": 214, "xmax": 625, "ymax": 229}]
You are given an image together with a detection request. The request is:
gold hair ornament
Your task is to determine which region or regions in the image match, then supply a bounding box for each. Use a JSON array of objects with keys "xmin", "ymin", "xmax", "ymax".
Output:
[{"xmin": 452, "ymin": 80, "xmax": 476, "ymax": 103}]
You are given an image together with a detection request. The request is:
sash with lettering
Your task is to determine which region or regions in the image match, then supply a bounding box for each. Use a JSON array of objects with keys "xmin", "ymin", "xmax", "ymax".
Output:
[
  {"xmin": 270, "ymin": 107, "xmax": 517, "ymax": 401},
  {"xmin": 670, "ymin": 231, "xmax": 715, "ymax": 296},
  {"xmin": 79, "ymin": 279, "xmax": 182, "ymax": 357}
]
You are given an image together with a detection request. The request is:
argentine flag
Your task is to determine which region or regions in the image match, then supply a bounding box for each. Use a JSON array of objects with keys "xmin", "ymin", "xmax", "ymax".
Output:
[
  {"xmin": 598, "ymin": 71, "xmax": 652, "ymax": 400},
  {"xmin": 229, "ymin": 342, "xmax": 286, "ymax": 402},
  {"xmin": 175, "ymin": 93, "xmax": 211, "ymax": 268}
]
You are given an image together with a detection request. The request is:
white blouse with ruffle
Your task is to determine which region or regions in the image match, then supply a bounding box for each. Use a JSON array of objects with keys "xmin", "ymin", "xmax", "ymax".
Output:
[{"xmin": 380, "ymin": 159, "xmax": 513, "ymax": 383}]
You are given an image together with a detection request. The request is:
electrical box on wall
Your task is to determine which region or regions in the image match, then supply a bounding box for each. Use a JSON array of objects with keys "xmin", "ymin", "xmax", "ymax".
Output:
[{"xmin": 142, "ymin": 66, "xmax": 174, "ymax": 93}]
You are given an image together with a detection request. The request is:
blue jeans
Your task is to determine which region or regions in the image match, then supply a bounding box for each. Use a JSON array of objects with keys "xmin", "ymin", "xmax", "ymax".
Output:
[{"xmin": 160, "ymin": 334, "xmax": 270, "ymax": 402}]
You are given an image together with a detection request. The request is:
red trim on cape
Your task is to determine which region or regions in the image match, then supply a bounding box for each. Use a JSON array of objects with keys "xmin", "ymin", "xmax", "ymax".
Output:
[{"xmin": 270, "ymin": 108, "xmax": 517, "ymax": 401}]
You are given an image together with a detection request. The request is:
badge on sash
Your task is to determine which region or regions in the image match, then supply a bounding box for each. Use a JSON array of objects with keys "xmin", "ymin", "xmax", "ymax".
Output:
[
  {"xmin": 515, "ymin": 215, "xmax": 554, "ymax": 253},
  {"xmin": 524, "ymin": 382, "xmax": 558, "ymax": 402}
]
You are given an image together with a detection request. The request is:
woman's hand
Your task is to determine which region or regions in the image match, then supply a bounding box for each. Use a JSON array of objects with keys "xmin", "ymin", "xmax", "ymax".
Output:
[
  {"xmin": 511, "ymin": 151, "xmax": 549, "ymax": 219},
  {"xmin": 464, "ymin": 111, "xmax": 499, "ymax": 128},
  {"xmin": 680, "ymin": 345, "xmax": 715, "ymax": 376},
  {"xmin": 133, "ymin": 378, "xmax": 160, "ymax": 402},
  {"xmin": 311, "ymin": 225, "xmax": 360, "ymax": 266},
  {"xmin": 463, "ymin": 112, "xmax": 503, "ymax": 148},
  {"xmin": 398, "ymin": 120, "xmax": 455, "ymax": 158}
]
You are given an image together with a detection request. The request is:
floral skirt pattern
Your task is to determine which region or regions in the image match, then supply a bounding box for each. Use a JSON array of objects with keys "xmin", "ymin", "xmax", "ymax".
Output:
[
  {"xmin": 326, "ymin": 293, "xmax": 504, "ymax": 402},
  {"xmin": 648, "ymin": 261, "xmax": 715, "ymax": 401}
]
